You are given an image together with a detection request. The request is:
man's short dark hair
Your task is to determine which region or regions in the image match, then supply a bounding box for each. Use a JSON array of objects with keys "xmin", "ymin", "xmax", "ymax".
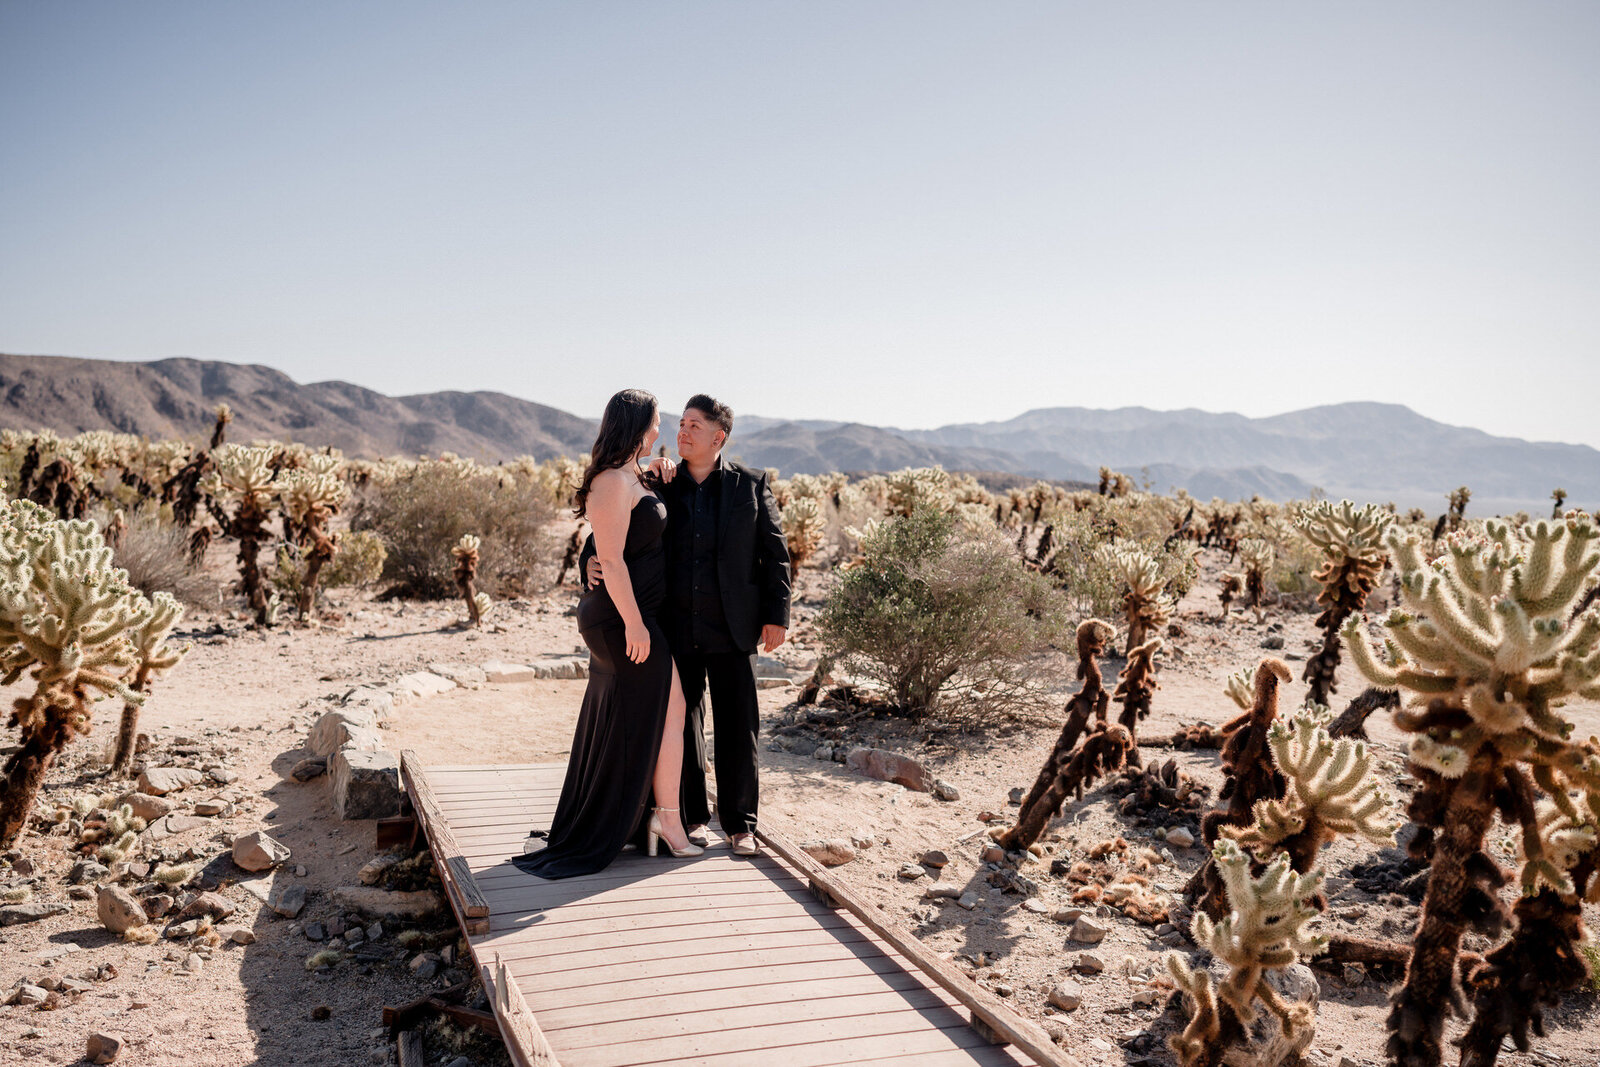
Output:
[{"xmin": 685, "ymin": 394, "xmax": 733, "ymax": 439}]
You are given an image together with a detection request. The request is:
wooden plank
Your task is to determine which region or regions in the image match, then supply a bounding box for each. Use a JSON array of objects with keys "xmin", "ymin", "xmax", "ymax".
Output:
[
  {"xmin": 400, "ymin": 751, "xmax": 490, "ymax": 923},
  {"xmin": 486, "ymin": 952, "xmax": 562, "ymax": 1067},
  {"xmin": 493, "ymin": 913, "xmax": 862, "ymax": 957},
  {"xmin": 754, "ymin": 823, "xmax": 1069, "ymax": 1067},
  {"xmin": 521, "ymin": 955, "xmax": 920, "ymax": 1012},
  {"xmin": 483, "ymin": 925, "xmax": 879, "ymax": 969},
  {"xmin": 508, "ymin": 940, "xmax": 896, "ymax": 993},
  {"xmin": 396, "ymin": 1030, "xmax": 425, "ymax": 1067},
  {"xmin": 610, "ymin": 1024, "xmax": 1027, "ymax": 1067}
]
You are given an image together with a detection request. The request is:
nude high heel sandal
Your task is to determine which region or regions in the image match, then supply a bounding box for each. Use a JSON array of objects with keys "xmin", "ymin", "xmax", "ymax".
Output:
[{"xmin": 647, "ymin": 807, "xmax": 703, "ymax": 858}]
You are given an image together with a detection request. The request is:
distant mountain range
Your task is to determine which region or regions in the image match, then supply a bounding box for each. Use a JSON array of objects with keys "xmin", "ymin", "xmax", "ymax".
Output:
[{"xmin": 2, "ymin": 352, "xmax": 1593, "ymax": 515}]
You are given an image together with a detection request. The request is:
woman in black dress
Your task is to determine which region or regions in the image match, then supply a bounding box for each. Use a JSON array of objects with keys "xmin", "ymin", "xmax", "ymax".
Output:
[{"xmin": 514, "ymin": 389, "xmax": 700, "ymax": 879}]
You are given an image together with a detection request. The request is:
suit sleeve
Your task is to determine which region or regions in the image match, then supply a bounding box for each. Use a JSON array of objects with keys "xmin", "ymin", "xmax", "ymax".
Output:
[{"xmin": 754, "ymin": 471, "xmax": 792, "ymax": 628}]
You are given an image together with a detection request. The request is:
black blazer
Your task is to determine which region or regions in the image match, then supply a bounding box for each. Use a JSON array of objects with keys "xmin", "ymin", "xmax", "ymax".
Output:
[{"xmin": 580, "ymin": 458, "xmax": 791, "ymax": 654}]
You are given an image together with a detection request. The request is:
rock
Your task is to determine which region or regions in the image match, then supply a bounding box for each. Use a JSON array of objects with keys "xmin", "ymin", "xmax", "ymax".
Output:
[
  {"xmin": 800, "ymin": 839, "xmax": 856, "ymax": 867},
  {"xmin": 957, "ymin": 892, "xmax": 980, "ymax": 910},
  {"xmin": 897, "ymin": 863, "xmax": 926, "ymax": 880},
  {"xmin": 788, "ymin": 737, "xmax": 820, "ymax": 757},
  {"xmin": 70, "ymin": 860, "xmax": 110, "ymax": 884},
  {"xmin": 164, "ymin": 919, "xmax": 201, "ymax": 939},
  {"xmin": 328, "ymin": 886, "xmax": 446, "ymax": 921},
  {"xmin": 925, "ymin": 885, "xmax": 962, "ymax": 899},
  {"xmin": 981, "ymin": 844, "xmax": 1005, "ymax": 863},
  {"xmin": 1215, "ymin": 962, "xmax": 1319, "ymax": 1067},
  {"xmin": 366, "ymin": 921, "xmax": 383, "ymax": 941},
  {"xmin": 920, "ymin": 850, "xmax": 950, "ymax": 868},
  {"xmin": 290, "ymin": 757, "xmax": 328, "ymax": 782},
  {"xmin": 193, "ymin": 798, "xmax": 230, "ymax": 817},
  {"xmin": 0, "ymin": 901, "xmax": 70, "ymax": 926},
  {"xmin": 342, "ymin": 685, "xmax": 394, "ymax": 713},
  {"xmin": 304, "ymin": 921, "xmax": 327, "ymax": 941},
  {"xmin": 391, "ymin": 671, "xmax": 457, "ymax": 704},
  {"xmin": 409, "ymin": 951, "xmax": 441, "ymax": 978},
  {"xmin": 184, "ymin": 952, "xmax": 202, "ymax": 972},
  {"xmin": 177, "ymin": 892, "xmax": 236, "ymax": 922},
  {"xmin": 1022, "ymin": 898, "xmax": 1049, "ymax": 914},
  {"xmin": 844, "ymin": 748, "xmax": 933, "ymax": 792},
  {"xmin": 59, "ymin": 978, "xmax": 91, "ymax": 995},
  {"xmin": 848, "ymin": 831, "xmax": 875, "ymax": 849},
  {"xmin": 87, "ymin": 1032, "xmax": 124, "ymax": 1063},
  {"xmin": 68, "ymin": 885, "xmax": 95, "ymax": 900},
  {"xmin": 1261, "ymin": 634, "xmax": 1286, "ymax": 649},
  {"xmin": 233, "ymin": 830, "xmax": 291, "ymax": 872},
  {"xmin": 1008, "ymin": 787, "xmax": 1025, "ymax": 805},
  {"xmin": 428, "ymin": 662, "xmax": 487, "ymax": 686},
  {"xmin": 271, "ymin": 884, "xmax": 308, "ymax": 919},
  {"xmin": 814, "ymin": 745, "xmax": 835, "ymax": 762},
  {"xmin": 1165, "ymin": 826, "xmax": 1196, "ymax": 849},
  {"xmin": 208, "ymin": 767, "xmax": 237, "ymax": 784},
  {"xmin": 481, "ymin": 660, "xmax": 537, "ymax": 683},
  {"xmin": 756, "ymin": 677, "xmax": 791, "ymax": 689},
  {"xmin": 136, "ymin": 767, "xmax": 204, "ymax": 796},
  {"xmin": 1048, "ymin": 980, "xmax": 1085, "ymax": 1011},
  {"xmin": 1069, "ymin": 916, "xmax": 1110, "ymax": 944},
  {"xmin": 12, "ymin": 983, "xmax": 49, "ymax": 1006},
  {"xmin": 1131, "ymin": 988, "xmax": 1162, "ymax": 1007},
  {"xmin": 932, "ymin": 779, "xmax": 960, "ymax": 801},
  {"xmin": 221, "ymin": 925, "xmax": 256, "ymax": 945},
  {"xmin": 1072, "ymin": 952, "xmax": 1106, "ymax": 974},
  {"xmin": 358, "ymin": 852, "xmax": 404, "ymax": 886},
  {"xmin": 305, "ymin": 709, "xmax": 381, "ymax": 758},
  {"xmin": 532, "ymin": 657, "xmax": 588, "ymax": 679},
  {"xmin": 164, "ymin": 815, "xmax": 211, "ymax": 833},
  {"xmin": 331, "ymin": 748, "xmax": 403, "ymax": 820}
]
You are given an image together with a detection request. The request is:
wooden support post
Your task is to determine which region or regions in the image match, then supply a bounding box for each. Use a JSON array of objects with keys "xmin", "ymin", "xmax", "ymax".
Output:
[
  {"xmin": 375, "ymin": 815, "xmax": 417, "ymax": 849},
  {"xmin": 396, "ymin": 1030, "xmax": 425, "ymax": 1067}
]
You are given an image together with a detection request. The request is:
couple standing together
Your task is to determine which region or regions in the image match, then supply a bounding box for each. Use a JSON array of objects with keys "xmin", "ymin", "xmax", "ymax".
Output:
[{"xmin": 513, "ymin": 390, "xmax": 792, "ymax": 878}]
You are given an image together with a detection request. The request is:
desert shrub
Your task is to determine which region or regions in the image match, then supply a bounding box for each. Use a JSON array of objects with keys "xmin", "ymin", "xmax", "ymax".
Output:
[
  {"xmin": 817, "ymin": 504, "xmax": 1073, "ymax": 721},
  {"xmin": 1042, "ymin": 505, "xmax": 1199, "ymax": 619},
  {"xmin": 352, "ymin": 460, "xmax": 555, "ymax": 598},
  {"xmin": 322, "ymin": 529, "xmax": 386, "ymax": 588},
  {"xmin": 107, "ymin": 509, "xmax": 221, "ymax": 608}
]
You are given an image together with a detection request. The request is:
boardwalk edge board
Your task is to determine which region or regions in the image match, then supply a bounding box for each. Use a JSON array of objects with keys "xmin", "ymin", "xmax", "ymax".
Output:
[{"xmin": 400, "ymin": 750, "xmax": 493, "ymax": 933}]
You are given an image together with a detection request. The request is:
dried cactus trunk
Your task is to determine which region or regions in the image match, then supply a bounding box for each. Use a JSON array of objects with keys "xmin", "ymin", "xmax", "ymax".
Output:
[
  {"xmin": 187, "ymin": 524, "xmax": 212, "ymax": 567},
  {"xmin": 1550, "ymin": 488, "xmax": 1567, "ymax": 518},
  {"xmin": 163, "ymin": 450, "xmax": 211, "ymax": 527},
  {"xmin": 555, "ymin": 525, "xmax": 585, "ymax": 586},
  {"xmin": 999, "ymin": 620, "xmax": 1114, "ymax": 851},
  {"xmin": 104, "ymin": 508, "xmax": 127, "ymax": 549},
  {"xmin": 1325, "ymin": 685, "xmax": 1399, "ymax": 740},
  {"xmin": 16, "ymin": 440, "xmax": 41, "ymax": 497},
  {"xmin": 0, "ymin": 701, "xmax": 77, "ymax": 848},
  {"xmin": 1297, "ymin": 501, "xmax": 1392, "ymax": 708},
  {"xmin": 1113, "ymin": 638, "xmax": 1162, "ymax": 765},
  {"xmin": 453, "ymin": 534, "xmax": 484, "ymax": 627},
  {"xmin": 1002, "ymin": 722, "xmax": 1133, "ymax": 851},
  {"xmin": 1218, "ymin": 572, "xmax": 1241, "ymax": 618},
  {"xmin": 110, "ymin": 663, "xmax": 153, "ymax": 776},
  {"xmin": 1188, "ymin": 660, "xmax": 1290, "ymax": 918},
  {"xmin": 210, "ymin": 403, "xmax": 232, "ymax": 450},
  {"xmin": 295, "ymin": 533, "xmax": 338, "ymax": 620}
]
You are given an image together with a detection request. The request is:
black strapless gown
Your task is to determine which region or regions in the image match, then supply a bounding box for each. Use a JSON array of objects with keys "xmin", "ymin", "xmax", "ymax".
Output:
[{"xmin": 514, "ymin": 495, "xmax": 671, "ymax": 879}]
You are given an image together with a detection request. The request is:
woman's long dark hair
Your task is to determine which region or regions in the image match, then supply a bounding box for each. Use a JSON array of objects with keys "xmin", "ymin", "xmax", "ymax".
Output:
[{"xmin": 574, "ymin": 389, "xmax": 657, "ymax": 518}]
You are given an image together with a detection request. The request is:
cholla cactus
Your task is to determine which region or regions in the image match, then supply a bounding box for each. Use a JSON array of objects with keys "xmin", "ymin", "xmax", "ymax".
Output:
[
  {"xmin": 1112, "ymin": 637, "xmax": 1162, "ymax": 757},
  {"xmin": 110, "ymin": 592, "xmax": 188, "ymax": 774},
  {"xmin": 1296, "ymin": 500, "xmax": 1395, "ymax": 708},
  {"xmin": 1341, "ymin": 515, "xmax": 1600, "ymax": 1067},
  {"xmin": 783, "ymin": 495, "xmax": 827, "ymax": 571},
  {"xmin": 1224, "ymin": 705, "xmax": 1398, "ymax": 873},
  {"xmin": 1000, "ymin": 619, "xmax": 1116, "ymax": 852},
  {"xmin": 209, "ymin": 403, "xmax": 233, "ymax": 449},
  {"xmin": 1167, "ymin": 842, "xmax": 1326, "ymax": 1067},
  {"xmin": 1096, "ymin": 544, "xmax": 1174, "ymax": 654},
  {"xmin": 277, "ymin": 455, "xmax": 348, "ymax": 620},
  {"xmin": 1218, "ymin": 572, "xmax": 1242, "ymax": 617},
  {"xmin": 1098, "ymin": 466, "xmax": 1133, "ymax": 498},
  {"xmin": 885, "ymin": 467, "xmax": 952, "ymax": 517},
  {"xmin": 1551, "ymin": 488, "xmax": 1567, "ymax": 519},
  {"xmin": 201, "ymin": 444, "xmax": 282, "ymax": 624},
  {"xmin": 451, "ymin": 534, "xmax": 489, "ymax": 627},
  {"xmin": 1237, "ymin": 538, "xmax": 1275, "ymax": 612},
  {"xmin": 0, "ymin": 500, "xmax": 165, "ymax": 847}
]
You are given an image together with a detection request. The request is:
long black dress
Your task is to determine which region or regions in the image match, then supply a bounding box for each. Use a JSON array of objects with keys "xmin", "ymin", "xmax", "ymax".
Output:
[{"xmin": 513, "ymin": 494, "xmax": 672, "ymax": 879}]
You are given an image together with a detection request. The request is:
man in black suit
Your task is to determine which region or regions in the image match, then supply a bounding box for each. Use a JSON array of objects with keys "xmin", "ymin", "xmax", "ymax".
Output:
[{"xmin": 586, "ymin": 394, "xmax": 791, "ymax": 856}]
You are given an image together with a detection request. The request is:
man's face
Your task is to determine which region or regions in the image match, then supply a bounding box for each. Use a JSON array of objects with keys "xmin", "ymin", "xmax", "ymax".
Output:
[{"xmin": 676, "ymin": 407, "xmax": 725, "ymax": 462}]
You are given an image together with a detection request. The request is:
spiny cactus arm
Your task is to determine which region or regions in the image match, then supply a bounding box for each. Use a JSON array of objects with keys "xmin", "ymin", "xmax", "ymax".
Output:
[
  {"xmin": 1340, "ymin": 616, "xmax": 1401, "ymax": 689},
  {"xmin": 1223, "ymin": 668, "xmax": 1255, "ymax": 710}
]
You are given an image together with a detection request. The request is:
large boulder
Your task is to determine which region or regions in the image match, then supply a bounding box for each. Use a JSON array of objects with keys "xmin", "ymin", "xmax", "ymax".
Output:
[
  {"xmin": 96, "ymin": 887, "xmax": 147, "ymax": 934},
  {"xmin": 233, "ymin": 830, "xmax": 291, "ymax": 872},
  {"xmin": 331, "ymin": 748, "xmax": 403, "ymax": 820},
  {"xmin": 328, "ymin": 886, "xmax": 446, "ymax": 921},
  {"xmin": 844, "ymin": 748, "xmax": 934, "ymax": 792},
  {"xmin": 305, "ymin": 709, "xmax": 382, "ymax": 757},
  {"xmin": 136, "ymin": 767, "xmax": 205, "ymax": 796}
]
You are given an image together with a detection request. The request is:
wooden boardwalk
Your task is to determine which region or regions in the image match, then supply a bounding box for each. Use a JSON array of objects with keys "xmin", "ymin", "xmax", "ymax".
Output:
[{"xmin": 406, "ymin": 758, "xmax": 1060, "ymax": 1067}]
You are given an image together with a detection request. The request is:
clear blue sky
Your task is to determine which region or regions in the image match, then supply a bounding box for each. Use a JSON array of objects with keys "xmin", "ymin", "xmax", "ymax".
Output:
[{"xmin": 3, "ymin": 2, "xmax": 1597, "ymax": 447}]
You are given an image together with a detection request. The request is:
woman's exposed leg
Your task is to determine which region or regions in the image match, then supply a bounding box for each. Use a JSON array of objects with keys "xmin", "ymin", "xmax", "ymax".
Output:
[{"xmin": 650, "ymin": 662, "xmax": 691, "ymax": 850}]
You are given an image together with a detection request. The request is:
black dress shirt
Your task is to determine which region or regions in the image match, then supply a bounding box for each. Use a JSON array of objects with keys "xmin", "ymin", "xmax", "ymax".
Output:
[{"xmin": 666, "ymin": 457, "xmax": 735, "ymax": 653}]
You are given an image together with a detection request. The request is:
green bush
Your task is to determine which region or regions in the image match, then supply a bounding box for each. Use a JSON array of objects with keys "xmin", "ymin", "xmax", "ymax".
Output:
[
  {"xmin": 1042, "ymin": 505, "xmax": 1198, "ymax": 619},
  {"xmin": 817, "ymin": 505, "xmax": 1073, "ymax": 721},
  {"xmin": 351, "ymin": 462, "xmax": 555, "ymax": 598}
]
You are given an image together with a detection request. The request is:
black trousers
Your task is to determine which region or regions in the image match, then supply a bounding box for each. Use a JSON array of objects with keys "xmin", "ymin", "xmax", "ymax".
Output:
[{"xmin": 674, "ymin": 647, "xmax": 759, "ymax": 836}]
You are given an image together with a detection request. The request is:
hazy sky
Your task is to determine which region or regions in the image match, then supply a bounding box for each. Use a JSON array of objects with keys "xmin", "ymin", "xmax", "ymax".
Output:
[{"xmin": 3, "ymin": 3, "xmax": 1597, "ymax": 447}]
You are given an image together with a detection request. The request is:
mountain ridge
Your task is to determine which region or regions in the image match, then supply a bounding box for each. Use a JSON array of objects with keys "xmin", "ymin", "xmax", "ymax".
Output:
[{"xmin": 1, "ymin": 352, "xmax": 1592, "ymax": 514}]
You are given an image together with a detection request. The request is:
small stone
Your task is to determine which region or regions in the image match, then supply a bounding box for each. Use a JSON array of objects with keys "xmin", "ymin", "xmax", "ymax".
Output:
[
  {"xmin": 1069, "ymin": 916, "xmax": 1110, "ymax": 944},
  {"xmin": 58, "ymin": 978, "xmax": 91, "ymax": 995},
  {"xmin": 443, "ymin": 1058, "xmax": 471, "ymax": 1067},
  {"xmin": 1047, "ymin": 980, "xmax": 1084, "ymax": 1011},
  {"xmin": 1022, "ymin": 898, "xmax": 1049, "ymax": 914},
  {"xmin": 1164, "ymin": 826, "xmax": 1195, "ymax": 849},
  {"xmin": 164, "ymin": 814, "xmax": 211, "ymax": 833},
  {"xmin": 70, "ymin": 860, "xmax": 111, "ymax": 884},
  {"xmin": 143, "ymin": 894, "xmax": 175, "ymax": 919},
  {"xmin": 1261, "ymin": 634, "xmax": 1286, "ymax": 649},
  {"xmin": 294, "ymin": 865, "xmax": 307, "ymax": 877},
  {"xmin": 137, "ymin": 767, "xmax": 205, "ymax": 796},
  {"xmin": 925, "ymin": 885, "xmax": 962, "ymax": 900},
  {"xmin": 271, "ymin": 884, "xmax": 308, "ymax": 919},
  {"xmin": 919, "ymin": 850, "xmax": 949, "ymax": 868},
  {"xmin": 957, "ymin": 892, "xmax": 980, "ymax": 910},
  {"xmin": 409, "ymin": 951, "xmax": 440, "ymax": 979},
  {"xmin": 1072, "ymin": 952, "xmax": 1106, "ymax": 974},
  {"xmin": 164, "ymin": 919, "xmax": 200, "ymax": 939},
  {"xmin": 177, "ymin": 892, "xmax": 235, "ymax": 922},
  {"xmin": 290, "ymin": 757, "xmax": 328, "ymax": 782},
  {"xmin": 843, "ymin": 747, "xmax": 934, "ymax": 792},
  {"xmin": 346, "ymin": 925, "xmax": 366, "ymax": 943},
  {"xmin": 480, "ymin": 660, "xmax": 537, "ymax": 683},
  {"xmin": 1130, "ymin": 988, "xmax": 1162, "ymax": 1007},
  {"xmin": 222, "ymin": 926, "xmax": 256, "ymax": 945},
  {"xmin": 391, "ymin": 671, "xmax": 457, "ymax": 704},
  {"xmin": 233, "ymin": 830, "xmax": 291, "ymax": 872},
  {"xmin": 13, "ymin": 983, "xmax": 49, "ymax": 1006},
  {"xmin": 0, "ymin": 901, "xmax": 70, "ymax": 926},
  {"xmin": 304, "ymin": 921, "xmax": 327, "ymax": 941},
  {"xmin": 86, "ymin": 1031, "xmax": 125, "ymax": 1063},
  {"xmin": 897, "ymin": 863, "xmax": 925, "ymax": 880},
  {"xmin": 1342, "ymin": 963, "xmax": 1366, "ymax": 987},
  {"xmin": 68, "ymin": 885, "xmax": 95, "ymax": 900},
  {"xmin": 800, "ymin": 839, "xmax": 856, "ymax": 867},
  {"xmin": 932, "ymin": 780, "xmax": 960, "ymax": 802},
  {"xmin": 97, "ymin": 887, "xmax": 150, "ymax": 935},
  {"xmin": 193, "ymin": 798, "xmax": 230, "ymax": 817},
  {"xmin": 1008, "ymin": 787, "xmax": 1024, "ymax": 805},
  {"xmin": 184, "ymin": 953, "xmax": 203, "ymax": 973},
  {"xmin": 365, "ymin": 921, "xmax": 382, "ymax": 941},
  {"xmin": 310, "ymin": 1004, "xmax": 332, "ymax": 1021},
  {"xmin": 1050, "ymin": 907, "xmax": 1085, "ymax": 924}
]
